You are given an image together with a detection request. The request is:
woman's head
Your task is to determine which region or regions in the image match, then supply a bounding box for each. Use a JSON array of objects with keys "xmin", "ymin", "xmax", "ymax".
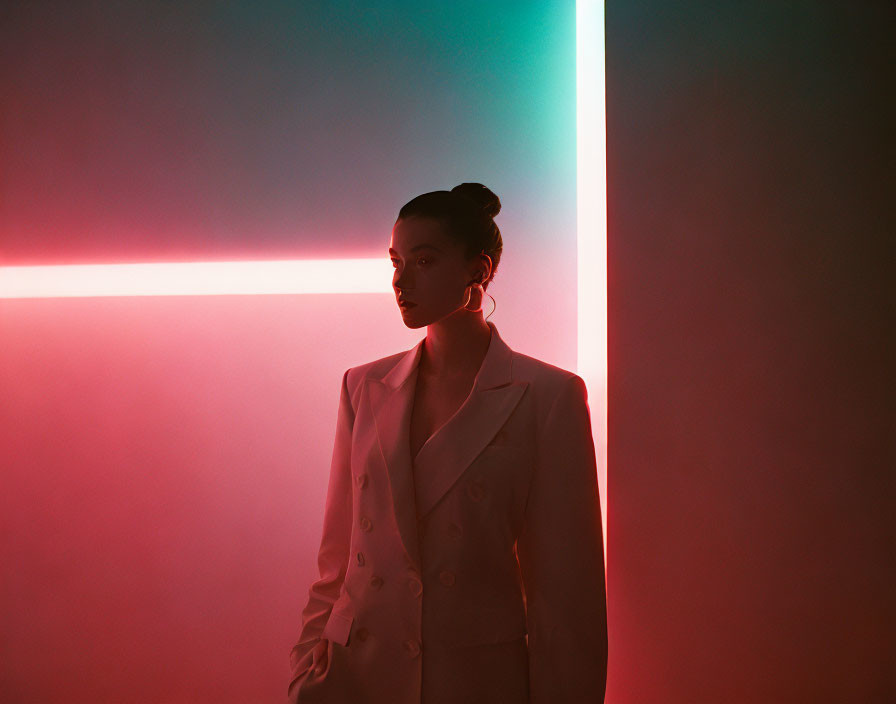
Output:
[{"xmin": 389, "ymin": 183, "xmax": 503, "ymax": 329}]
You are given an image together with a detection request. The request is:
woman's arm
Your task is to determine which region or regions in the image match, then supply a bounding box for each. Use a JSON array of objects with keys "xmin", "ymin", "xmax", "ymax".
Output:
[
  {"xmin": 516, "ymin": 373, "xmax": 608, "ymax": 703},
  {"xmin": 290, "ymin": 368, "xmax": 355, "ymax": 669}
]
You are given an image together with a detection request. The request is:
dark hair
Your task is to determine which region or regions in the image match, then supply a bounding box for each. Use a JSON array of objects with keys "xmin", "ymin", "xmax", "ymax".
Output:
[{"xmin": 396, "ymin": 183, "xmax": 503, "ymax": 289}]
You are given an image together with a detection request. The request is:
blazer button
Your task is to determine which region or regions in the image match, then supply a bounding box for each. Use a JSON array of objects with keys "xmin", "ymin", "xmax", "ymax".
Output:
[
  {"xmin": 355, "ymin": 627, "xmax": 369, "ymax": 642},
  {"xmin": 360, "ymin": 516, "xmax": 373, "ymax": 532},
  {"xmin": 466, "ymin": 479, "xmax": 485, "ymax": 502},
  {"xmin": 369, "ymin": 575, "xmax": 384, "ymax": 590},
  {"xmin": 403, "ymin": 639, "xmax": 421, "ymax": 657},
  {"xmin": 356, "ymin": 551, "xmax": 365, "ymax": 566},
  {"xmin": 446, "ymin": 522, "xmax": 463, "ymax": 539},
  {"xmin": 407, "ymin": 575, "xmax": 423, "ymax": 597},
  {"xmin": 438, "ymin": 570, "xmax": 456, "ymax": 587},
  {"xmin": 356, "ymin": 473, "xmax": 368, "ymax": 488},
  {"xmin": 314, "ymin": 664, "xmax": 325, "ymax": 676}
]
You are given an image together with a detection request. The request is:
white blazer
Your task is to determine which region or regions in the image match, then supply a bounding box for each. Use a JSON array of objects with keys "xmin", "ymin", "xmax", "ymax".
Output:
[{"xmin": 289, "ymin": 320, "xmax": 607, "ymax": 703}]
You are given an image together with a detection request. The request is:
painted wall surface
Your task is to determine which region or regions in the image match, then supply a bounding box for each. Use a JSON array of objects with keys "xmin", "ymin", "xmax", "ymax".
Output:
[
  {"xmin": 605, "ymin": 3, "xmax": 893, "ymax": 702},
  {"xmin": 0, "ymin": 2, "xmax": 582, "ymax": 703}
]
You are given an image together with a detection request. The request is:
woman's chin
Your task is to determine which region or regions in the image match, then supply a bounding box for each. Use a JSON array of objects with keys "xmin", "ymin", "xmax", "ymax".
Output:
[{"xmin": 399, "ymin": 307, "xmax": 427, "ymax": 328}]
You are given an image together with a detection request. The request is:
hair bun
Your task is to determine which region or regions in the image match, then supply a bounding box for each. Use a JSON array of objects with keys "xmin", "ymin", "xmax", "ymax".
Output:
[{"xmin": 450, "ymin": 183, "xmax": 501, "ymax": 219}]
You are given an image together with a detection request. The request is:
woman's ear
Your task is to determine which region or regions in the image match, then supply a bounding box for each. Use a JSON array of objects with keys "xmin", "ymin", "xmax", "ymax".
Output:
[{"xmin": 482, "ymin": 253, "xmax": 493, "ymax": 281}]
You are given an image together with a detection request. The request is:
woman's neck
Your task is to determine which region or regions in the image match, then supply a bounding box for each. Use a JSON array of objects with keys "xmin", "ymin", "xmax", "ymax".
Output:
[{"xmin": 420, "ymin": 315, "xmax": 491, "ymax": 380}]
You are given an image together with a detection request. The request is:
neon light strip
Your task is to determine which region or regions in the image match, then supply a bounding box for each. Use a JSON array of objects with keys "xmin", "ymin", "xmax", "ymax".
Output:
[
  {"xmin": 576, "ymin": 0, "xmax": 606, "ymax": 382},
  {"xmin": 576, "ymin": 0, "xmax": 608, "ymax": 561},
  {"xmin": 0, "ymin": 259, "xmax": 393, "ymax": 298}
]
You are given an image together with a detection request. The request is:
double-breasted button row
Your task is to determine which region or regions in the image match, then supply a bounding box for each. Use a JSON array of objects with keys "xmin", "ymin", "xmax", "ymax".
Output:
[
  {"xmin": 354, "ymin": 563, "xmax": 421, "ymax": 594},
  {"xmin": 360, "ymin": 516, "xmax": 373, "ymax": 532},
  {"xmin": 355, "ymin": 569, "xmax": 449, "ymax": 592}
]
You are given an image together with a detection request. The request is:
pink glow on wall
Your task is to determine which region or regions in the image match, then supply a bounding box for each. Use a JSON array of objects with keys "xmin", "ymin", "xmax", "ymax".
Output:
[{"xmin": 1, "ymin": 296, "xmax": 398, "ymax": 702}]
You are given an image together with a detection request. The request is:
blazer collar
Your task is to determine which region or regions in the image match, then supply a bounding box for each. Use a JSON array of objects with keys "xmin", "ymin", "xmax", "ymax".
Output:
[
  {"xmin": 379, "ymin": 320, "xmax": 516, "ymax": 393},
  {"xmin": 366, "ymin": 321, "xmax": 529, "ymax": 567}
]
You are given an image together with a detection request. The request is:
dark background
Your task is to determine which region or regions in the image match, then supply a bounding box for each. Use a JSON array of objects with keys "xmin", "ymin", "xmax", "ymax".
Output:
[{"xmin": 606, "ymin": 2, "xmax": 893, "ymax": 702}]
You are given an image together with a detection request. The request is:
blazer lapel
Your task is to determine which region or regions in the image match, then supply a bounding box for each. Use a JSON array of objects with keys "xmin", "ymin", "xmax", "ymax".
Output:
[
  {"xmin": 367, "ymin": 321, "xmax": 529, "ymax": 566},
  {"xmin": 366, "ymin": 339, "xmax": 424, "ymax": 566}
]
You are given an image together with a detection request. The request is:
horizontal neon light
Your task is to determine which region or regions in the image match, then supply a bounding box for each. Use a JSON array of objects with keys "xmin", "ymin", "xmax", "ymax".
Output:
[{"xmin": 0, "ymin": 259, "xmax": 395, "ymax": 298}]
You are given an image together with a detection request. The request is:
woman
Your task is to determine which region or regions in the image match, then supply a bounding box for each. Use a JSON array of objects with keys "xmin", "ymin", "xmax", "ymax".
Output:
[{"xmin": 288, "ymin": 183, "xmax": 607, "ymax": 703}]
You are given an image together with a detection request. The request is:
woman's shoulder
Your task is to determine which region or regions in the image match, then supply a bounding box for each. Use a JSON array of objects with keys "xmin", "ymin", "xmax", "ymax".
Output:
[
  {"xmin": 510, "ymin": 352, "xmax": 591, "ymax": 419},
  {"xmin": 511, "ymin": 350, "xmax": 581, "ymax": 388}
]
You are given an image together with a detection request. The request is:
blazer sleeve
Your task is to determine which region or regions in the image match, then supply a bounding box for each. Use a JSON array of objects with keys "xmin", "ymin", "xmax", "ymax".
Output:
[
  {"xmin": 515, "ymin": 373, "xmax": 608, "ymax": 703},
  {"xmin": 290, "ymin": 368, "xmax": 355, "ymax": 668}
]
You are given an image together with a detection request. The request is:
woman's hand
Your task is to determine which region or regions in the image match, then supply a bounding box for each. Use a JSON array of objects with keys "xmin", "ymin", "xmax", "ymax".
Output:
[
  {"xmin": 289, "ymin": 638, "xmax": 328, "ymax": 672},
  {"xmin": 289, "ymin": 643, "xmax": 302, "ymax": 670},
  {"xmin": 309, "ymin": 638, "xmax": 329, "ymax": 675}
]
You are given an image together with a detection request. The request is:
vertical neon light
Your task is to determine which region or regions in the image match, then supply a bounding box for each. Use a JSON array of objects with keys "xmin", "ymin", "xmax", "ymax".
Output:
[{"xmin": 577, "ymin": 0, "xmax": 608, "ymax": 564}]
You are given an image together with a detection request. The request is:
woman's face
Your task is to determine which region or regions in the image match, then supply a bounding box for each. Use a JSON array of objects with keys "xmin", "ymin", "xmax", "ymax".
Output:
[{"xmin": 389, "ymin": 216, "xmax": 480, "ymax": 329}]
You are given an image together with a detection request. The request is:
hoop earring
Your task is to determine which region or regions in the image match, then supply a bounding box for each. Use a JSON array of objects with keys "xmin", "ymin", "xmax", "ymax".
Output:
[
  {"xmin": 463, "ymin": 283, "xmax": 497, "ymax": 320},
  {"xmin": 463, "ymin": 282, "xmax": 482, "ymax": 312},
  {"xmin": 484, "ymin": 290, "xmax": 497, "ymax": 320}
]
